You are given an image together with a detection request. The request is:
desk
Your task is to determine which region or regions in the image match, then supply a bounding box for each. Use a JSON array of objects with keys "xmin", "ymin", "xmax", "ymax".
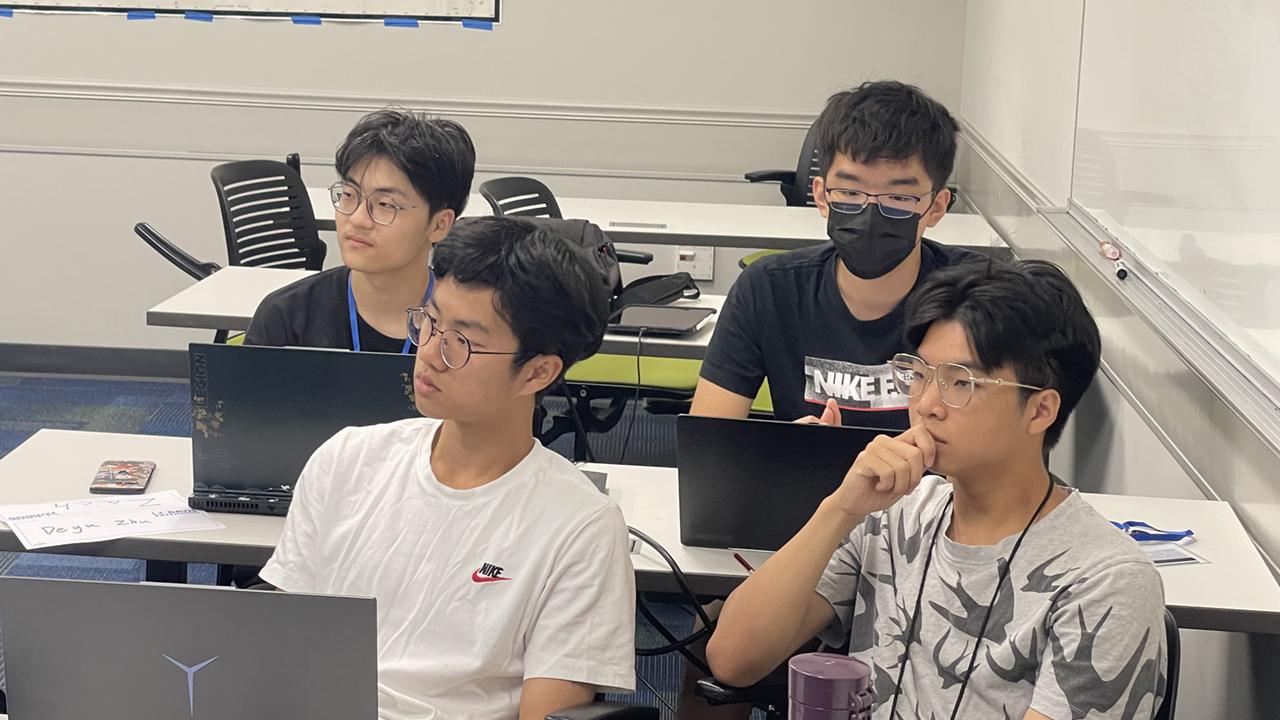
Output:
[
  {"xmin": 147, "ymin": 266, "xmax": 723, "ymax": 361},
  {"xmin": 308, "ymin": 188, "xmax": 1008, "ymax": 254},
  {"xmin": 3, "ymin": 431, "xmax": 1278, "ymax": 634}
]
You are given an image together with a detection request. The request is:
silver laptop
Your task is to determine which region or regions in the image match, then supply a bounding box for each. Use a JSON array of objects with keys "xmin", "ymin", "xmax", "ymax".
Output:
[{"xmin": 0, "ymin": 577, "xmax": 377, "ymax": 720}]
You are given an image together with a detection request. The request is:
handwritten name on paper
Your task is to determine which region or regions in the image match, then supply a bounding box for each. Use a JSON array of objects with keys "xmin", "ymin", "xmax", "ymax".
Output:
[{"xmin": 0, "ymin": 491, "xmax": 223, "ymax": 550}]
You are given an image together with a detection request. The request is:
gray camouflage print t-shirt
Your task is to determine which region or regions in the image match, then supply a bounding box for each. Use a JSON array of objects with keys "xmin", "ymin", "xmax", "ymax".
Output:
[{"xmin": 816, "ymin": 476, "xmax": 1167, "ymax": 720}]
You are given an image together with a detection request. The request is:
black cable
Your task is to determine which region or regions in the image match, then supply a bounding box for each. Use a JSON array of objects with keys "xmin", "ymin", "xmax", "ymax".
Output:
[
  {"xmin": 635, "ymin": 668, "xmax": 679, "ymax": 717},
  {"xmin": 617, "ymin": 328, "xmax": 645, "ymax": 464},
  {"xmin": 558, "ymin": 382, "xmax": 596, "ymax": 463},
  {"xmin": 627, "ymin": 526, "xmax": 719, "ymax": 676},
  {"xmin": 628, "ymin": 526, "xmax": 714, "ymax": 628},
  {"xmin": 637, "ymin": 594, "xmax": 713, "ymax": 676}
]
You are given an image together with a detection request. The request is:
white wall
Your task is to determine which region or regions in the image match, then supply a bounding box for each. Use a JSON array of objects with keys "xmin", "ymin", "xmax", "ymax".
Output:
[
  {"xmin": 960, "ymin": 0, "xmax": 1081, "ymax": 206},
  {"xmin": 0, "ymin": 0, "xmax": 968, "ymax": 351}
]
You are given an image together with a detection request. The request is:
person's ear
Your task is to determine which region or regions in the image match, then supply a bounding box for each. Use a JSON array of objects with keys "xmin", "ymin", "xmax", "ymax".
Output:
[
  {"xmin": 1025, "ymin": 388, "xmax": 1061, "ymax": 439},
  {"xmin": 516, "ymin": 354, "xmax": 565, "ymax": 398},
  {"xmin": 921, "ymin": 187, "xmax": 950, "ymax": 229},
  {"xmin": 427, "ymin": 208, "xmax": 456, "ymax": 245},
  {"xmin": 812, "ymin": 175, "xmax": 830, "ymax": 220}
]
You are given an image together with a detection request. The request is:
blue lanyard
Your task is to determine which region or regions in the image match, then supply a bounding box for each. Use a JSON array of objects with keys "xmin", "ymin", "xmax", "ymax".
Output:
[
  {"xmin": 347, "ymin": 272, "xmax": 434, "ymax": 354},
  {"xmin": 1111, "ymin": 520, "xmax": 1194, "ymax": 543}
]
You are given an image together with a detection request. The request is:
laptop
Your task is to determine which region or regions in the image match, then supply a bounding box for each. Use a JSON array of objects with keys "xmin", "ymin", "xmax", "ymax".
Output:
[
  {"xmin": 190, "ymin": 343, "xmax": 420, "ymax": 515},
  {"xmin": 607, "ymin": 304, "xmax": 716, "ymax": 337},
  {"xmin": 677, "ymin": 415, "xmax": 889, "ymax": 551},
  {"xmin": 0, "ymin": 576, "xmax": 377, "ymax": 720}
]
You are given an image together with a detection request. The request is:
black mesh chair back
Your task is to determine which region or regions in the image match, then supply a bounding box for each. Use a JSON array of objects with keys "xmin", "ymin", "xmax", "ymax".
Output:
[
  {"xmin": 789, "ymin": 123, "xmax": 822, "ymax": 207},
  {"xmin": 210, "ymin": 160, "xmax": 326, "ymax": 271},
  {"xmin": 745, "ymin": 122, "xmax": 821, "ymax": 208},
  {"xmin": 479, "ymin": 176, "xmax": 564, "ymax": 218}
]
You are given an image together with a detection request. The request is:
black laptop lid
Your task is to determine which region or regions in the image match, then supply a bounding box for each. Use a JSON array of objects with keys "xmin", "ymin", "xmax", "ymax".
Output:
[
  {"xmin": 190, "ymin": 344, "xmax": 420, "ymax": 495},
  {"xmin": 608, "ymin": 305, "xmax": 716, "ymax": 336},
  {"xmin": 677, "ymin": 415, "xmax": 888, "ymax": 551}
]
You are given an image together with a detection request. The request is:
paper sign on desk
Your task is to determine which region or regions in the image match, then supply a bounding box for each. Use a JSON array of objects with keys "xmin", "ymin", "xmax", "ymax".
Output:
[{"xmin": 0, "ymin": 490, "xmax": 223, "ymax": 550}]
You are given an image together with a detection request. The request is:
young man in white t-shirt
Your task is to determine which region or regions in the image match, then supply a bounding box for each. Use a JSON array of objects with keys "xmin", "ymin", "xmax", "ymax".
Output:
[
  {"xmin": 260, "ymin": 216, "xmax": 636, "ymax": 720},
  {"xmin": 707, "ymin": 259, "xmax": 1168, "ymax": 719}
]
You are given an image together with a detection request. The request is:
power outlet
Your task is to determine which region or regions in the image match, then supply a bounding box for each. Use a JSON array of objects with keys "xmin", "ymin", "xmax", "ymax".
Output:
[{"xmin": 676, "ymin": 245, "xmax": 715, "ymax": 281}]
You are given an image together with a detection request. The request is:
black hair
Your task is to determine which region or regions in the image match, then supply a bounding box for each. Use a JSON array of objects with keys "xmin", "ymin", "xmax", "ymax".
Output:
[
  {"xmin": 813, "ymin": 80, "xmax": 959, "ymax": 192},
  {"xmin": 430, "ymin": 217, "xmax": 611, "ymax": 387},
  {"xmin": 335, "ymin": 108, "xmax": 476, "ymax": 216},
  {"xmin": 904, "ymin": 259, "xmax": 1102, "ymax": 449}
]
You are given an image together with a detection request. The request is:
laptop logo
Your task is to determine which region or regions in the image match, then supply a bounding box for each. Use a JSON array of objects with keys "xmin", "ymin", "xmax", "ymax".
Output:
[
  {"xmin": 472, "ymin": 562, "xmax": 513, "ymax": 583},
  {"xmin": 163, "ymin": 654, "xmax": 218, "ymax": 718}
]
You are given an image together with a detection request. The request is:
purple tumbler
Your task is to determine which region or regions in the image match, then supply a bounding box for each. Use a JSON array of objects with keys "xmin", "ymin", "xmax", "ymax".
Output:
[{"xmin": 788, "ymin": 652, "xmax": 875, "ymax": 720}]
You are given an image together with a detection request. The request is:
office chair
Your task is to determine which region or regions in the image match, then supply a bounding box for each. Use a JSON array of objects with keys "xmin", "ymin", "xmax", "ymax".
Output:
[
  {"xmin": 745, "ymin": 123, "xmax": 822, "ymax": 207},
  {"xmin": 744, "ymin": 122, "xmax": 961, "ymax": 211},
  {"xmin": 692, "ymin": 608, "xmax": 1180, "ymax": 720},
  {"xmin": 473, "ymin": 184, "xmax": 699, "ymax": 460},
  {"xmin": 133, "ymin": 222, "xmax": 232, "ymax": 345},
  {"xmin": 210, "ymin": 158, "xmax": 326, "ymax": 271},
  {"xmin": 1157, "ymin": 608, "xmax": 1180, "ymax": 720},
  {"xmin": 479, "ymin": 176, "xmax": 653, "ymax": 265}
]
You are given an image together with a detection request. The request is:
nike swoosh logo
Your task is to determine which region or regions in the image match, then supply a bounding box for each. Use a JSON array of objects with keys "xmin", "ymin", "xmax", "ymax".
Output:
[{"xmin": 471, "ymin": 570, "xmax": 512, "ymax": 583}]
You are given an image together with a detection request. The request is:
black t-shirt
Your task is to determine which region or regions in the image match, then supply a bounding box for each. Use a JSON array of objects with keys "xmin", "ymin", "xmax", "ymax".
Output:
[
  {"xmin": 243, "ymin": 267, "xmax": 413, "ymax": 354},
  {"xmin": 700, "ymin": 239, "xmax": 979, "ymax": 431}
]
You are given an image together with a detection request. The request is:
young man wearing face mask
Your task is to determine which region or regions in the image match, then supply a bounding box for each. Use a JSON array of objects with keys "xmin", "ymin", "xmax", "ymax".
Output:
[
  {"xmin": 244, "ymin": 109, "xmax": 475, "ymax": 354},
  {"xmin": 706, "ymin": 260, "xmax": 1168, "ymax": 720},
  {"xmin": 258, "ymin": 217, "xmax": 636, "ymax": 720},
  {"xmin": 692, "ymin": 81, "xmax": 977, "ymax": 430}
]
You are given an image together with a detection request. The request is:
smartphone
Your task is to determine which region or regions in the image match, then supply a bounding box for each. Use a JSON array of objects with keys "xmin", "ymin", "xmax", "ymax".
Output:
[{"xmin": 90, "ymin": 460, "xmax": 157, "ymax": 495}]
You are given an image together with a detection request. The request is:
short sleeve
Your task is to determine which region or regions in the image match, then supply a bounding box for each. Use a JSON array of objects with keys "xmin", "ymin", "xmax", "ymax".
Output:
[
  {"xmin": 522, "ymin": 504, "xmax": 637, "ymax": 694},
  {"xmin": 1031, "ymin": 559, "xmax": 1167, "ymax": 720},
  {"xmin": 698, "ymin": 266, "xmax": 768, "ymax": 399},
  {"xmin": 258, "ymin": 431, "xmax": 342, "ymax": 593},
  {"xmin": 813, "ymin": 512, "xmax": 879, "ymax": 648},
  {"xmin": 243, "ymin": 293, "xmax": 292, "ymax": 347}
]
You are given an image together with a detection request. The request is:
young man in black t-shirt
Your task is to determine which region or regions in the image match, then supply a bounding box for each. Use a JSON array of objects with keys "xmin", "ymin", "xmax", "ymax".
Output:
[
  {"xmin": 692, "ymin": 81, "xmax": 978, "ymax": 431},
  {"xmin": 244, "ymin": 109, "xmax": 475, "ymax": 354}
]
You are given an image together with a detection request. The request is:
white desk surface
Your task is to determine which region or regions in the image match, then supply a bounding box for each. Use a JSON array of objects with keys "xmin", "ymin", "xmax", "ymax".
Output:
[
  {"xmin": 2, "ymin": 430, "xmax": 1277, "ymax": 633},
  {"xmin": 308, "ymin": 188, "xmax": 1006, "ymax": 251},
  {"xmin": 146, "ymin": 266, "xmax": 723, "ymax": 360}
]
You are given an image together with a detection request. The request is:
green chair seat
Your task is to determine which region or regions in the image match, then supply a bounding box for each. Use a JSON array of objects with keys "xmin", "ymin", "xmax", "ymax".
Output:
[
  {"xmin": 566, "ymin": 354, "xmax": 702, "ymax": 392},
  {"xmin": 750, "ymin": 379, "xmax": 774, "ymax": 415},
  {"xmin": 738, "ymin": 249, "xmax": 787, "ymax": 270}
]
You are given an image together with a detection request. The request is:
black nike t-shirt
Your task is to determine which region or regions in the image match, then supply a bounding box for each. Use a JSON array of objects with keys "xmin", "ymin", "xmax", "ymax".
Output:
[
  {"xmin": 700, "ymin": 239, "xmax": 980, "ymax": 431},
  {"xmin": 243, "ymin": 267, "xmax": 413, "ymax": 354}
]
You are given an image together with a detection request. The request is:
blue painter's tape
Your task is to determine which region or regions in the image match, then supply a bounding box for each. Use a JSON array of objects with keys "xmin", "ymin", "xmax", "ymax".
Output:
[
  {"xmin": 291, "ymin": 14, "xmax": 321, "ymax": 25},
  {"xmin": 383, "ymin": 17, "xmax": 418, "ymax": 27},
  {"xmin": 460, "ymin": 19, "xmax": 492, "ymax": 30},
  {"xmin": 184, "ymin": 10, "xmax": 213, "ymax": 21},
  {"xmin": 0, "ymin": 7, "xmax": 13, "ymax": 17},
  {"xmin": 126, "ymin": 9, "xmax": 156, "ymax": 19}
]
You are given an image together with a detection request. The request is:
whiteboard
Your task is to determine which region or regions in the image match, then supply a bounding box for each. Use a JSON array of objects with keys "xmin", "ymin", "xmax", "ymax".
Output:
[
  {"xmin": 3, "ymin": 0, "xmax": 496, "ymax": 20},
  {"xmin": 1072, "ymin": 0, "xmax": 1280, "ymax": 382}
]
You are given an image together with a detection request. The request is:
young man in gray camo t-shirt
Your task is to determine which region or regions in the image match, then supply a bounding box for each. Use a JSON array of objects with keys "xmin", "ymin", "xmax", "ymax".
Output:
[{"xmin": 707, "ymin": 259, "xmax": 1166, "ymax": 719}]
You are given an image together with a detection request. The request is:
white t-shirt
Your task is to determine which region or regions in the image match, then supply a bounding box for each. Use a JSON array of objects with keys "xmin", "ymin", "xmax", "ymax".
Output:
[{"xmin": 260, "ymin": 417, "xmax": 636, "ymax": 720}]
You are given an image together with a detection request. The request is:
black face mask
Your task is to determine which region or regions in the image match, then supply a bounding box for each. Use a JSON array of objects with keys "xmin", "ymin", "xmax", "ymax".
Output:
[{"xmin": 827, "ymin": 208, "xmax": 922, "ymax": 280}]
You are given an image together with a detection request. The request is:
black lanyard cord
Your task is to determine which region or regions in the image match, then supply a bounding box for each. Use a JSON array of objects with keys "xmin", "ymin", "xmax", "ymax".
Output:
[{"xmin": 887, "ymin": 476, "xmax": 1056, "ymax": 720}]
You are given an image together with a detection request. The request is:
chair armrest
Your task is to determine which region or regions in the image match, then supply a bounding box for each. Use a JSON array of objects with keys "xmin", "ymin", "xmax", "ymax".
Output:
[
  {"xmin": 695, "ymin": 676, "xmax": 789, "ymax": 709},
  {"xmin": 615, "ymin": 249, "xmax": 654, "ymax": 265},
  {"xmin": 545, "ymin": 702, "xmax": 659, "ymax": 720},
  {"xmin": 744, "ymin": 169, "xmax": 796, "ymax": 184},
  {"xmin": 133, "ymin": 222, "xmax": 221, "ymax": 281}
]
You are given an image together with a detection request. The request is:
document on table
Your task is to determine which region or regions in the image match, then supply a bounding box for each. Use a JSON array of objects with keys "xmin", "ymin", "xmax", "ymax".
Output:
[{"xmin": 0, "ymin": 490, "xmax": 223, "ymax": 550}]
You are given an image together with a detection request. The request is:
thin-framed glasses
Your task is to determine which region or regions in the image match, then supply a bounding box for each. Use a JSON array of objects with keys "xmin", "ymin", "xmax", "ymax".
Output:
[
  {"xmin": 824, "ymin": 188, "xmax": 935, "ymax": 219},
  {"xmin": 330, "ymin": 181, "xmax": 421, "ymax": 226},
  {"xmin": 406, "ymin": 307, "xmax": 518, "ymax": 370},
  {"xmin": 890, "ymin": 353, "xmax": 1044, "ymax": 409}
]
